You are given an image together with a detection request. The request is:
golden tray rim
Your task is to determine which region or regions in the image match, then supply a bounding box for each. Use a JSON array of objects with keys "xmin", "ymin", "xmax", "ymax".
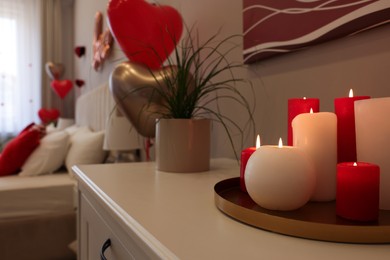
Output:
[{"xmin": 214, "ymin": 177, "xmax": 390, "ymax": 244}]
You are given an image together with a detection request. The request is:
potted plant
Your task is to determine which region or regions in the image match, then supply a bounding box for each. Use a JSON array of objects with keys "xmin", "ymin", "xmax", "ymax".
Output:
[{"xmin": 110, "ymin": 26, "xmax": 255, "ymax": 172}]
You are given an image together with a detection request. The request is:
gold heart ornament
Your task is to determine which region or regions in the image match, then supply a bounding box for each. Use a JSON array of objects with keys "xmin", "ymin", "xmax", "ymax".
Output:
[
  {"xmin": 45, "ymin": 62, "xmax": 65, "ymax": 80},
  {"xmin": 109, "ymin": 61, "xmax": 175, "ymax": 138}
]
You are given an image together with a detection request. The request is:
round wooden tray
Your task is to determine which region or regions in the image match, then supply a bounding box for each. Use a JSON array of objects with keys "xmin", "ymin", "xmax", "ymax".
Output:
[{"xmin": 214, "ymin": 177, "xmax": 390, "ymax": 244}]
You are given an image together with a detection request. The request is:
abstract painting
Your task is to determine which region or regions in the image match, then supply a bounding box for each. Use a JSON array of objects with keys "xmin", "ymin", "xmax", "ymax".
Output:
[{"xmin": 243, "ymin": 0, "xmax": 390, "ymax": 64}]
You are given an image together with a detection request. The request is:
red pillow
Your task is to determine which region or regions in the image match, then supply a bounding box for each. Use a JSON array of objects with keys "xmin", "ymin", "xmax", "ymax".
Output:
[{"xmin": 0, "ymin": 124, "xmax": 41, "ymax": 176}]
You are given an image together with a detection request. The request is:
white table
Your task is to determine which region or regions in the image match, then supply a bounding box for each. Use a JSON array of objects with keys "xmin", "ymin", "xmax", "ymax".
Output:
[{"xmin": 73, "ymin": 158, "xmax": 390, "ymax": 260}]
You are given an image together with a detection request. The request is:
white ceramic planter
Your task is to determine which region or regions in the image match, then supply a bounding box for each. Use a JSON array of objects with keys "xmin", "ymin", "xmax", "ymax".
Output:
[{"xmin": 156, "ymin": 118, "xmax": 210, "ymax": 173}]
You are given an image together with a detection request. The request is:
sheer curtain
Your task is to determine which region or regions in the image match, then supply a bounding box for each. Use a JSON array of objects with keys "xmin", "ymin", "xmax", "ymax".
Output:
[{"xmin": 0, "ymin": 0, "xmax": 41, "ymax": 141}]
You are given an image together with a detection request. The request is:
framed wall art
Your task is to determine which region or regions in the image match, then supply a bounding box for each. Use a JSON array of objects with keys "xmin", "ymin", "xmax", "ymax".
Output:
[{"xmin": 243, "ymin": 0, "xmax": 390, "ymax": 64}]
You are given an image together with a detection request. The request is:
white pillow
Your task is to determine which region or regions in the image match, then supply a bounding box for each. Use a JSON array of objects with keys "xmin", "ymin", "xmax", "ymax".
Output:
[
  {"xmin": 64, "ymin": 125, "xmax": 90, "ymax": 137},
  {"xmin": 46, "ymin": 123, "xmax": 57, "ymax": 134},
  {"xmin": 65, "ymin": 129, "xmax": 106, "ymax": 173},
  {"xmin": 19, "ymin": 131, "xmax": 70, "ymax": 176}
]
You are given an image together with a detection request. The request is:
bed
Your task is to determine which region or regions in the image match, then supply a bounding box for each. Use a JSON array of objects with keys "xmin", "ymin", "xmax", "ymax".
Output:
[{"xmin": 0, "ymin": 83, "xmax": 115, "ymax": 260}]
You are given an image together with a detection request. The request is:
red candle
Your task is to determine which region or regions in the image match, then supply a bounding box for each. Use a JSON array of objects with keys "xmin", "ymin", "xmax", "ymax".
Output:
[
  {"xmin": 288, "ymin": 98, "xmax": 319, "ymax": 146},
  {"xmin": 240, "ymin": 135, "xmax": 260, "ymax": 193},
  {"xmin": 334, "ymin": 89, "xmax": 370, "ymax": 163},
  {"xmin": 336, "ymin": 162, "xmax": 380, "ymax": 222}
]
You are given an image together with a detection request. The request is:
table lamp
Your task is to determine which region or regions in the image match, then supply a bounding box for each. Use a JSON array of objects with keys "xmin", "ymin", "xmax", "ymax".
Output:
[{"xmin": 103, "ymin": 110, "xmax": 142, "ymax": 162}]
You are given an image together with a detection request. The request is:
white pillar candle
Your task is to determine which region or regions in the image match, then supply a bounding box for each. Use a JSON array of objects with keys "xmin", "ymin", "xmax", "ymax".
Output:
[
  {"xmin": 292, "ymin": 112, "xmax": 337, "ymax": 201},
  {"xmin": 245, "ymin": 138, "xmax": 315, "ymax": 211},
  {"xmin": 355, "ymin": 97, "xmax": 390, "ymax": 210}
]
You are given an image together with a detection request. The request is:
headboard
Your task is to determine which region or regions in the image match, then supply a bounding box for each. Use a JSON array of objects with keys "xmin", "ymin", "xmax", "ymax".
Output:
[{"xmin": 75, "ymin": 83, "xmax": 115, "ymax": 131}]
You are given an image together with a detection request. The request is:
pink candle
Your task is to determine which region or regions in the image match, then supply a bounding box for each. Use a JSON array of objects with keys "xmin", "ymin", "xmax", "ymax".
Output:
[
  {"xmin": 292, "ymin": 111, "xmax": 337, "ymax": 201},
  {"xmin": 334, "ymin": 89, "xmax": 370, "ymax": 163},
  {"xmin": 240, "ymin": 135, "xmax": 260, "ymax": 193},
  {"xmin": 288, "ymin": 98, "xmax": 319, "ymax": 146},
  {"xmin": 336, "ymin": 162, "xmax": 380, "ymax": 222}
]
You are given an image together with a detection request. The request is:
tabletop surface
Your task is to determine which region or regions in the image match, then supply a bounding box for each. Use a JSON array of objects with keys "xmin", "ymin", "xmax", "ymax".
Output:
[{"xmin": 73, "ymin": 158, "xmax": 390, "ymax": 260}]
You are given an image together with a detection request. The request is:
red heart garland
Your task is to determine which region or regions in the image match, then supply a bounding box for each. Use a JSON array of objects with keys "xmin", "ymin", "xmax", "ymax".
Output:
[
  {"xmin": 75, "ymin": 79, "xmax": 85, "ymax": 88},
  {"xmin": 50, "ymin": 80, "xmax": 73, "ymax": 99},
  {"xmin": 74, "ymin": 46, "xmax": 86, "ymax": 57},
  {"xmin": 38, "ymin": 108, "xmax": 60, "ymax": 125},
  {"xmin": 107, "ymin": 0, "xmax": 183, "ymax": 69}
]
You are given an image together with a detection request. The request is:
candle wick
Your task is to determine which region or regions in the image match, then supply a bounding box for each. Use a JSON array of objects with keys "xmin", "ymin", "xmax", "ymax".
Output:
[{"xmin": 278, "ymin": 138, "xmax": 283, "ymax": 148}]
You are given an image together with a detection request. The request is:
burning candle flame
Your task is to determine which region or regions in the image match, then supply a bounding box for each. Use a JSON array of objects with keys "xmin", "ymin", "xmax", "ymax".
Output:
[
  {"xmin": 353, "ymin": 162, "xmax": 357, "ymax": 166},
  {"xmin": 310, "ymin": 108, "xmax": 313, "ymax": 114},
  {"xmin": 256, "ymin": 135, "xmax": 261, "ymax": 149},
  {"xmin": 303, "ymin": 97, "xmax": 307, "ymax": 100},
  {"xmin": 349, "ymin": 89, "xmax": 354, "ymax": 98},
  {"xmin": 278, "ymin": 138, "xmax": 283, "ymax": 148}
]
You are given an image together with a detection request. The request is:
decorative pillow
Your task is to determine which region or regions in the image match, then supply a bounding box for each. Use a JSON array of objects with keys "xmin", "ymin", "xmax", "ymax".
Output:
[
  {"xmin": 46, "ymin": 123, "xmax": 57, "ymax": 134},
  {"xmin": 20, "ymin": 122, "xmax": 35, "ymax": 134},
  {"xmin": 0, "ymin": 124, "xmax": 41, "ymax": 176},
  {"xmin": 64, "ymin": 125, "xmax": 90, "ymax": 137},
  {"xmin": 46, "ymin": 119, "xmax": 76, "ymax": 135},
  {"xmin": 19, "ymin": 130, "xmax": 70, "ymax": 176},
  {"xmin": 65, "ymin": 129, "xmax": 106, "ymax": 173}
]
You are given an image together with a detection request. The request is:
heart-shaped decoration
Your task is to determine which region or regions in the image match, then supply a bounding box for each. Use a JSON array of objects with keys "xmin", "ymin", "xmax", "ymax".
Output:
[
  {"xmin": 45, "ymin": 62, "xmax": 64, "ymax": 80},
  {"xmin": 107, "ymin": 0, "xmax": 183, "ymax": 69},
  {"xmin": 38, "ymin": 108, "xmax": 60, "ymax": 125},
  {"xmin": 92, "ymin": 12, "xmax": 114, "ymax": 71},
  {"xmin": 74, "ymin": 46, "xmax": 86, "ymax": 58},
  {"xmin": 109, "ymin": 61, "xmax": 177, "ymax": 137},
  {"xmin": 75, "ymin": 79, "xmax": 85, "ymax": 88},
  {"xmin": 50, "ymin": 80, "xmax": 73, "ymax": 99}
]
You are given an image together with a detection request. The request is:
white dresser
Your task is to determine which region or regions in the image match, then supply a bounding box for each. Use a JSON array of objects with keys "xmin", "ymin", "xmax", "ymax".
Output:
[{"xmin": 73, "ymin": 158, "xmax": 390, "ymax": 260}]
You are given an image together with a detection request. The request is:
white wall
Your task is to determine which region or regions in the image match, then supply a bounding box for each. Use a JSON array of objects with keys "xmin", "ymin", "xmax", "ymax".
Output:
[
  {"xmin": 74, "ymin": 0, "xmax": 390, "ymax": 159},
  {"xmin": 74, "ymin": 0, "xmax": 126, "ymax": 95}
]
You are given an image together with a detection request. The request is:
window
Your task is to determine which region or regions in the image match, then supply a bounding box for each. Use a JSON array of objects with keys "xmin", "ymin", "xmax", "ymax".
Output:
[
  {"xmin": 0, "ymin": 0, "xmax": 41, "ymax": 139},
  {"xmin": 0, "ymin": 17, "xmax": 17, "ymax": 133}
]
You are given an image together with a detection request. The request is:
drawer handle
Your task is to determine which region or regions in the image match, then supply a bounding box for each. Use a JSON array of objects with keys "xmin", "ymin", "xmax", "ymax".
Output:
[{"xmin": 100, "ymin": 238, "xmax": 111, "ymax": 260}]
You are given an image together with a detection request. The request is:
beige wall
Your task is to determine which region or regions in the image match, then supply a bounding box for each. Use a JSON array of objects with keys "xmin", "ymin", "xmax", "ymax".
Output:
[
  {"xmin": 74, "ymin": 0, "xmax": 390, "ymax": 159},
  {"xmin": 73, "ymin": 0, "xmax": 126, "ymax": 94}
]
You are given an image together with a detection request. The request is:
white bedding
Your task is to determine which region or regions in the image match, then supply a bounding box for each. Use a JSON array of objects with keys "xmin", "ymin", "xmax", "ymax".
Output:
[
  {"xmin": 0, "ymin": 83, "xmax": 113, "ymax": 220},
  {"xmin": 0, "ymin": 83, "xmax": 113, "ymax": 259},
  {"xmin": 0, "ymin": 173, "xmax": 75, "ymax": 219}
]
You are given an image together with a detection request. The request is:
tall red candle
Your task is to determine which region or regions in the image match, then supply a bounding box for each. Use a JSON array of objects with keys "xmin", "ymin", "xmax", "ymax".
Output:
[
  {"xmin": 334, "ymin": 90, "xmax": 370, "ymax": 163},
  {"xmin": 240, "ymin": 135, "xmax": 260, "ymax": 193},
  {"xmin": 336, "ymin": 162, "xmax": 380, "ymax": 222},
  {"xmin": 288, "ymin": 98, "xmax": 319, "ymax": 146},
  {"xmin": 240, "ymin": 147, "xmax": 256, "ymax": 192}
]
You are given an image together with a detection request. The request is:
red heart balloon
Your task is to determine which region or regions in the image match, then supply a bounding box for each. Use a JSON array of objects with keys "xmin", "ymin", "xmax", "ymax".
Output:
[
  {"xmin": 50, "ymin": 80, "xmax": 73, "ymax": 99},
  {"xmin": 107, "ymin": 0, "xmax": 183, "ymax": 69},
  {"xmin": 38, "ymin": 108, "xmax": 60, "ymax": 125}
]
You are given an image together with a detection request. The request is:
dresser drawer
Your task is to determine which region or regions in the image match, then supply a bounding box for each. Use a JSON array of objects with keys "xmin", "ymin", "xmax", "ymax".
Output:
[{"xmin": 79, "ymin": 193, "xmax": 135, "ymax": 260}]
